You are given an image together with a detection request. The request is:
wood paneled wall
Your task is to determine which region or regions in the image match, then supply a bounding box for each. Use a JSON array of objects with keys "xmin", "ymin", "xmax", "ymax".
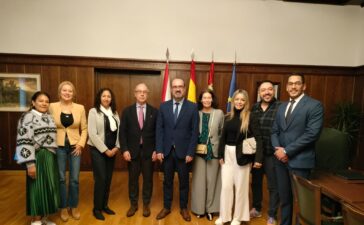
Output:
[
  {"xmin": 353, "ymin": 66, "xmax": 364, "ymax": 170},
  {"xmin": 0, "ymin": 54, "xmax": 362, "ymax": 170}
]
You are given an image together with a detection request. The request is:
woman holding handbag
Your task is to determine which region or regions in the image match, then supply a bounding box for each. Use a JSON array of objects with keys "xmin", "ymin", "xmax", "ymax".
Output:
[
  {"xmin": 191, "ymin": 90, "xmax": 224, "ymax": 221},
  {"xmin": 215, "ymin": 89, "xmax": 263, "ymax": 225}
]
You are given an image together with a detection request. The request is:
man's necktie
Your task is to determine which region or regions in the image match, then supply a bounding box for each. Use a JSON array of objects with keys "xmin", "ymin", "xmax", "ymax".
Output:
[
  {"xmin": 285, "ymin": 100, "xmax": 296, "ymax": 123},
  {"xmin": 174, "ymin": 102, "xmax": 180, "ymax": 122},
  {"xmin": 138, "ymin": 106, "xmax": 144, "ymax": 129}
]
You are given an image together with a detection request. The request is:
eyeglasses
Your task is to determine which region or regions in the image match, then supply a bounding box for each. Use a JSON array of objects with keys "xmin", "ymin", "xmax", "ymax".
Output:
[
  {"xmin": 287, "ymin": 81, "xmax": 303, "ymax": 86},
  {"xmin": 135, "ymin": 90, "xmax": 148, "ymax": 94}
]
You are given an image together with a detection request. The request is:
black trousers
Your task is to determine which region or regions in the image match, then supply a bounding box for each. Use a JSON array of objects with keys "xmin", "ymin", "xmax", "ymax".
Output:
[
  {"xmin": 251, "ymin": 154, "xmax": 279, "ymax": 218},
  {"xmin": 163, "ymin": 148, "xmax": 190, "ymax": 209},
  {"xmin": 128, "ymin": 146, "xmax": 154, "ymax": 206},
  {"xmin": 90, "ymin": 147, "xmax": 115, "ymax": 210}
]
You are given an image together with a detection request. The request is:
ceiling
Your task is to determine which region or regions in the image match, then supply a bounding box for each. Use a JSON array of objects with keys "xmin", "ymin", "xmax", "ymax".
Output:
[{"xmin": 281, "ymin": 0, "xmax": 364, "ymax": 7}]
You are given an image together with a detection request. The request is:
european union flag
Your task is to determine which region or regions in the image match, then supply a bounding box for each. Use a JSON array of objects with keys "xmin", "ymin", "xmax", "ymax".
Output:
[{"xmin": 226, "ymin": 64, "xmax": 236, "ymax": 112}]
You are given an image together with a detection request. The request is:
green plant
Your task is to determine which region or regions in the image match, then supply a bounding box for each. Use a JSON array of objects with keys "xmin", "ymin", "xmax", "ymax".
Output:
[{"xmin": 330, "ymin": 102, "xmax": 361, "ymax": 157}]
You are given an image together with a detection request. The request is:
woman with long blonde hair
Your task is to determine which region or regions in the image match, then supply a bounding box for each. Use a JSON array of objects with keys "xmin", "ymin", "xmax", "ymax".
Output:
[{"xmin": 215, "ymin": 89, "xmax": 263, "ymax": 225}]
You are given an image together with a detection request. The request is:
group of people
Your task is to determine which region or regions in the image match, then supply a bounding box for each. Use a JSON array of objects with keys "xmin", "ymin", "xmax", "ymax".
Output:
[{"xmin": 15, "ymin": 74, "xmax": 323, "ymax": 225}]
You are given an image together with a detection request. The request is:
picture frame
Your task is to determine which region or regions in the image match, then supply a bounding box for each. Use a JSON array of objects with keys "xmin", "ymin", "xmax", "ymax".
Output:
[
  {"xmin": 256, "ymin": 81, "xmax": 280, "ymax": 102},
  {"xmin": 0, "ymin": 73, "xmax": 41, "ymax": 111}
]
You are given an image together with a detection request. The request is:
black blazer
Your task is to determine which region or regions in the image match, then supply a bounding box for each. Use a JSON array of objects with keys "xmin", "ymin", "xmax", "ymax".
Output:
[
  {"xmin": 218, "ymin": 113, "xmax": 263, "ymax": 166},
  {"xmin": 119, "ymin": 103, "xmax": 158, "ymax": 159}
]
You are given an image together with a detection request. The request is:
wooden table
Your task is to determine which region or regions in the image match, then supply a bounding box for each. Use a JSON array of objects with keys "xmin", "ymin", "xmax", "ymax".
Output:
[{"xmin": 311, "ymin": 171, "xmax": 364, "ymax": 212}]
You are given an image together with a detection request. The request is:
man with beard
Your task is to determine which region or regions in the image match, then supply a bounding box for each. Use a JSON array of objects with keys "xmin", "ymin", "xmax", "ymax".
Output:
[
  {"xmin": 271, "ymin": 74, "xmax": 323, "ymax": 225},
  {"xmin": 155, "ymin": 78, "xmax": 199, "ymax": 222},
  {"xmin": 250, "ymin": 81, "xmax": 281, "ymax": 225}
]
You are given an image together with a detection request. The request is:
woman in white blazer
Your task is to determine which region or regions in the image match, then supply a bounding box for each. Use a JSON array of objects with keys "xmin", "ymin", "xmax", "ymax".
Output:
[
  {"xmin": 87, "ymin": 88, "xmax": 120, "ymax": 221},
  {"xmin": 191, "ymin": 90, "xmax": 224, "ymax": 221}
]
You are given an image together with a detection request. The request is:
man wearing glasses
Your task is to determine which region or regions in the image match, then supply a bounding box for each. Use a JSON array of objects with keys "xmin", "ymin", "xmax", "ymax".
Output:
[
  {"xmin": 271, "ymin": 74, "xmax": 324, "ymax": 225},
  {"xmin": 156, "ymin": 78, "xmax": 199, "ymax": 222},
  {"xmin": 120, "ymin": 83, "xmax": 158, "ymax": 218}
]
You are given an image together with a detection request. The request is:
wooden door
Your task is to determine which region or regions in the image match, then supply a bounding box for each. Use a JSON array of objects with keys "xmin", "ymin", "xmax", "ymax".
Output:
[{"xmin": 95, "ymin": 69, "xmax": 162, "ymax": 170}]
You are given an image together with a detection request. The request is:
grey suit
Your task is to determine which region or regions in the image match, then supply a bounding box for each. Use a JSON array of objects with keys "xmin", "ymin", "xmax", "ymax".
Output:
[
  {"xmin": 191, "ymin": 109, "xmax": 224, "ymax": 215},
  {"xmin": 271, "ymin": 94, "xmax": 323, "ymax": 225}
]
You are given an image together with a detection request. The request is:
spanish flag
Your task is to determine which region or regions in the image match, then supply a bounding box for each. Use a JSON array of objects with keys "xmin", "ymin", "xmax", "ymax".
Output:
[{"xmin": 187, "ymin": 59, "xmax": 196, "ymax": 103}]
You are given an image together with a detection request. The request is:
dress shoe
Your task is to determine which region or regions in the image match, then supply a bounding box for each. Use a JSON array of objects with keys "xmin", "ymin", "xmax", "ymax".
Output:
[
  {"xmin": 180, "ymin": 208, "xmax": 191, "ymax": 222},
  {"xmin": 156, "ymin": 208, "xmax": 171, "ymax": 220},
  {"xmin": 207, "ymin": 213, "xmax": 213, "ymax": 221},
  {"xmin": 71, "ymin": 207, "xmax": 81, "ymax": 220},
  {"xmin": 103, "ymin": 207, "xmax": 115, "ymax": 215},
  {"xmin": 126, "ymin": 205, "xmax": 138, "ymax": 217},
  {"xmin": 93, "ymin": 210, "xmax": 105, "ymax": 220},
  {"xmin": 143, "ymin": 205, "xmax": 151, "ymax": 217},
  {"xmin": 30, "ymin": 220, "xmax": 42, "ymax": 225},
  {"xmin": 60, "ymin": 208, "xmax": 69, "ymax": 222}
]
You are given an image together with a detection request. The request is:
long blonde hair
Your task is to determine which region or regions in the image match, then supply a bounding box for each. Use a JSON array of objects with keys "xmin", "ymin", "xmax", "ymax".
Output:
[{"xmin": 228, "ymin": 89, "xmax": 250, "ymax": 133}]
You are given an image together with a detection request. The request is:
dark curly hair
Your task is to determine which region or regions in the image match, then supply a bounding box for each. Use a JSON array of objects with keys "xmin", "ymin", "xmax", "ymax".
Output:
[
  {"xmin": 197, "ymin": 89, "xmax": 218, "ymax": 110},
  {"xmin": 94, "ymin": 88, "xmax": 117, "ymax": 114}
]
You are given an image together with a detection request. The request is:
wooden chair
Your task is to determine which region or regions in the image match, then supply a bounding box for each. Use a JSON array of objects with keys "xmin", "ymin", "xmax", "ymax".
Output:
[
  {"xmin": 292, "ymin": 174, "xmax": 343, "ymax": 225},
  {"xmin": 342, "ymin": 203, "xmax": 364, "ymax": 225}
]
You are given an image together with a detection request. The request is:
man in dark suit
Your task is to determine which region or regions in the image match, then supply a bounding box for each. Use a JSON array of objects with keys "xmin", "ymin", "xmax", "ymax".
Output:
[
  {"xmin": 271, "ymin": 74, "xmax": 324, "ymax": 225},
  {"xmin": 155, "ymin": 78, "xmax": 199, "ymax": 222},
  {"xmin": 120, "ymin": 83, "xmax": 158, "ymax": 218}
]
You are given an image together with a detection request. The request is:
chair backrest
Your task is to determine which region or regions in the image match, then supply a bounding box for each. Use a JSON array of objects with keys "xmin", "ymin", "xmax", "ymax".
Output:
[
  {"xmin": 342, "ymin": 203, "xmax": 364, "ymax": 225},
  {"xmin": 315, "ymin": 128, "xmax": 349, "ymax": 171},
  {"xmin": 292, "ymin": 174, "xmax": 321, "ymax": 225}
]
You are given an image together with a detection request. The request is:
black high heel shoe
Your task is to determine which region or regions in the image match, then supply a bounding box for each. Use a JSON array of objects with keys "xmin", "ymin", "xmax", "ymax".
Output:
[{"xmin": 206, "ymin": 213, "xmax": 213, "ymax": 221}]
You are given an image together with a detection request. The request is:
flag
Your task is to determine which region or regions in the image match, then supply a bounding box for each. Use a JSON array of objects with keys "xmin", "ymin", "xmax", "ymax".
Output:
[
  {"xmin": 208, "ymin": 61, "xmax": 214, "ymax": 90},
  {"xmin": 226, "ymin": 64, "xmax": 236, "ymax": 112},
  {"xmin": 161, "ymin": 62, "xmax": 171, "ymax": 102},
  {"xmin": 187, "ymin": 59, "xmax": 196, "ymax": 103}
]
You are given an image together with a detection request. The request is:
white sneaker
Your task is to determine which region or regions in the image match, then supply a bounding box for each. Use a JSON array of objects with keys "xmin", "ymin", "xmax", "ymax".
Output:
[
  {"xmin": 42, "ymin": 217, "xmax": 56, "ymax": 225},
  {"xmin": 30, "ymin": 221, "xmax": 42, "ymax": 225},
  {"xmin": 215, "ymin": 217, "xmax": 223, "ymax": 225},
  {"xmin": 231, "ymin": 219, "xmax": 241, "ymax": 225}
]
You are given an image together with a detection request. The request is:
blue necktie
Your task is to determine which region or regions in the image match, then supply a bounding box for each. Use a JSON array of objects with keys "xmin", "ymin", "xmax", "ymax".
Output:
[{"xmin": 174, "ymin": 102, "xmax": 180, "ymax": 122}]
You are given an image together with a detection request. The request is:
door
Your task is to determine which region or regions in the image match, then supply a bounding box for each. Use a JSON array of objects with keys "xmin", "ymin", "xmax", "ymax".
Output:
[{"xmin": 95, "ymin": 69, "xmax": 162, "ymax": 170}]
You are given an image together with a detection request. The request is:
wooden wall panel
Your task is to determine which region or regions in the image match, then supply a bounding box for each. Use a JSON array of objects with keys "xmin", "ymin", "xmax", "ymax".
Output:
[
  {"xmin": 41, "ymin": 66, "xmax": 61, "ymax": 102},
  {"xmin": 352, "ymin": 68, "xmax": 364, "ymax": 170},
  {"xmin": 0, "ymin": 54, "xmax": 363, "ymax": 170}
]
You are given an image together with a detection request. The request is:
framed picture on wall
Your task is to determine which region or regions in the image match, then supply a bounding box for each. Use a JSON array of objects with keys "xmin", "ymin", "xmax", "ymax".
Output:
[
  {"xmin": 256, "ymin": 81, "xmax": 280, "ymax": 102},
  {"xmin": 0, "ymin": 73, "xmax": 41, "ymax": 111}
]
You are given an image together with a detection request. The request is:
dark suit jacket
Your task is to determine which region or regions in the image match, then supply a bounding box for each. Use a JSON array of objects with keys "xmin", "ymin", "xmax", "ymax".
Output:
[
  {"xmin": 271, "ymin": 94, "xmax": 324, "ymax": 169},
  {"xmin": 119, "ymin": 103, "xmax": 158, "ymax": 159},
  {"xmin": 156, "ymin": 99, "xmax": 199, "ymax": 159}
]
